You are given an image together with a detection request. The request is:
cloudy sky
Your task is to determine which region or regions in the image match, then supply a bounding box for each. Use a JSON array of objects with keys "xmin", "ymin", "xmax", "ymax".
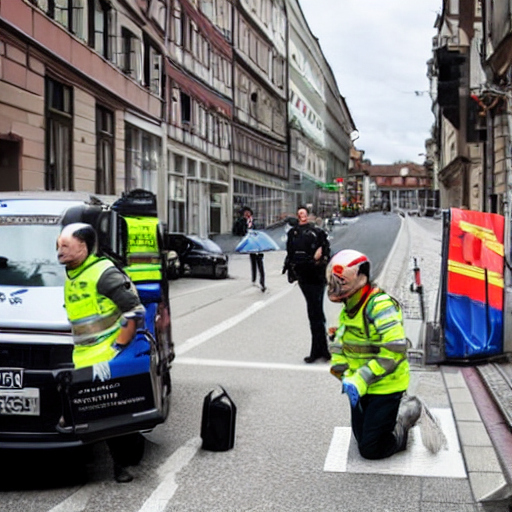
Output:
[{"xmin": 298, "ymin": 0, "xmax": 442, "ymax": 165}]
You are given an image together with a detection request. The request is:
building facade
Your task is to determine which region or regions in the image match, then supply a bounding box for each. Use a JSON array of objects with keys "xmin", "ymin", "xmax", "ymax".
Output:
[
  {"xmin": 165, "ymin": 0, "xmax": 233, "ymax": 236},
  {"xmin": 286, "ymin": 0, "xmax": 355, "ymax": 217},
  {"xmin": 427, "ymin": 0, "xmax": 512, "ymax": 352},
  {"xmin": 0, "ymin": 0, "xmax": 354, "ymax": 234},
  {"xmin": 231, "ymin": 0, "xmax": 288, "ymax": 227}
]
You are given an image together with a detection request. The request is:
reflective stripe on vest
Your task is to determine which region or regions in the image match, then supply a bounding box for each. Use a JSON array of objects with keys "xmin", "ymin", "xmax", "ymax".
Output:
[
  {"xmin": 336, "ymin": 290, "xmax": 409, "ymax": 394},
  {"xmin": 64, "ymin": 255, "xmax": 122, "ymax": 369},
  {"xmin": 123, "ymin": 216, "xmax": 162, "ymax": 283}
]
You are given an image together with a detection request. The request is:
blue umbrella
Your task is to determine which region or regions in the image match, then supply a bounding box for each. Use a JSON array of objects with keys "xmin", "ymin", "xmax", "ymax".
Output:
[{"xmin": 235, "ymin": 230, "xmax": 279, "ymax": 253}]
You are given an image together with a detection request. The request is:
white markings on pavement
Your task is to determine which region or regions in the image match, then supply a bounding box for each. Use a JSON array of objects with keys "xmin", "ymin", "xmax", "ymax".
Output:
[
  {"xmin": 47, "ymin": 484, "xmax": 98, "ymax": 512},
  {"xmin": 324, "ymin": 408, "xmax": 466, "ymax": 478},
  {"xmin": 323, "ymin": 427, "xmax": 350, "ymax": 473},
  {"xmin": 176, "ymin": 357, "xmax": 329, "ymax": 372},
  {"xmin": 175, "ymin": 285, "xmax": 294, "ymax": 356},
  {"xmin": 138, "ymin": 437, "xmax": 202, "ymax": 512}
]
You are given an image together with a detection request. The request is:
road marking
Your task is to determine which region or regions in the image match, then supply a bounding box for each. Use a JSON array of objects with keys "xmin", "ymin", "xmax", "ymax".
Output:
[
  {"xmin": 138, "ymin": 437, "xmax": 202, "ymax": 512},
  {"xmin": 175, "ymin": 285, "xmax": 294, "ymax": 356},
  {"xmin": 47, "ymin": 484, "xmax": 98, "ymax": 512},
  {"xmin": 175, "ymin": 357, "xmax": 330, "ymax": 372},
  {"xmin": 170, "ymin": 279, "xmax": 234, "ymax": 299},
  {"xmin": 324, "ymin": 408, "xmax": 466, "ymax": 478}
]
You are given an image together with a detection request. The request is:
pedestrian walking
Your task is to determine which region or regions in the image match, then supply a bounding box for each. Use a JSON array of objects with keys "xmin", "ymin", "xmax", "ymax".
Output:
[
  {"xmin": 326, "ymin": 249, "xmax": 422, "ymax": 459},
  {"xmin": 234, "ymin": 207, "xmax": 266, "ymax": 292},
  {"xmin": 284, "ymin": 205, "xmax": 331, "ymax": 363}
]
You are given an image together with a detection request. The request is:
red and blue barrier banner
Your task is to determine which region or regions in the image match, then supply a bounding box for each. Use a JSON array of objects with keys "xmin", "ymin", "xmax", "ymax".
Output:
[{"xmin": 443, "ymin": 208, "xmax": 504, "ymax": 358}]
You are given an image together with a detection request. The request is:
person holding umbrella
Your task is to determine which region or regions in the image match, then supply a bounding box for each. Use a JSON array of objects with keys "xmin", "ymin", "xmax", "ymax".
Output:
[{"xmin": 234, "ymin": 207, "xmax": 279, "ymax": 292}]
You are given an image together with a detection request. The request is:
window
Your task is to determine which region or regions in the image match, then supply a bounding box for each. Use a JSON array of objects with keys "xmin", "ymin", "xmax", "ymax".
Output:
[
  {"xmin": 39, "ymin": 0, "xmax": 87, "ymax": 39},
  {"xmin": 89, "ymin": 0, "xmax": 110, "ymax": 58},
  {"xmin": 45, "ymin": 77, "xmax": 73, "ymax": 191},
  {"xmin": 144, "ymin": 37, "xmax": 162, "ymax": 96},
  {"xmin": 96, "ymin": 105, "xmax": 114, "ymax": 195},
  {"xmin": 141, "ymin": 132, "xmax": 160, "ymax": 193},
  {"xmin": 170, "ymin": 84, "xmax": 181, "ymax": 125},
  {"xmin": 199, "ymin": 0, "xmax": 213, "ymax": 17},
  {"xmin": 172, "ymin": 0, "xmax": 182, "ymax": 45},
  {"xmin": 180, "ymin": 92, "xmax": 191, "ymax": 125},
  {"xmin": 125, "ymin": 123, "xmax": 140, "ymax": 190},
  {"xmin": 121, "ymin": 28, "xmax": 141, "ymax": 81}
]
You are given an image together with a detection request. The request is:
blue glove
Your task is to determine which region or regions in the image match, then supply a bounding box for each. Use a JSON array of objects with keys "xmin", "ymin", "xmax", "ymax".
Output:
[
  {"xmin": 342, "ymin": 373, "xmax": 368, "ymax": 408},
  {"xmin": 342, "ymin": 381, "xmax": 361, "ymax": 408}
]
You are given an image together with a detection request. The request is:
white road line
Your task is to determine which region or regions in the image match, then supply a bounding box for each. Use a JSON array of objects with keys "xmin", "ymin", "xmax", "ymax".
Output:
[
  {"xmin": 175, "ymin": 357, "xmax": 329, "ymax": 372},
  {"xmin": 175, "ymin": 285, "xmax": 294, "ymax": 356},
  {"xmin": 47, "ymin": 484, "xmax": 98, "ymax": 512},
  {"xmin": 138, "ymin": 437, "xmax": 202, "ymax": 512}
]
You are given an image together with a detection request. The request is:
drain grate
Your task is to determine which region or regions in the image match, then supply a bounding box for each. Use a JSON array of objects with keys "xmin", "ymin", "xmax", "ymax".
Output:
[{"xmin": 477, "ymin": 363, "xmax": 512, "ymax": 431}]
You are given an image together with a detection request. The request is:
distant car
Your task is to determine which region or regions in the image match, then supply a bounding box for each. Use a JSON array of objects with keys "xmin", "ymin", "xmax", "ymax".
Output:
[{"xmin": 164, "ymin": 234, "xmax": 229, "ymax": 279}]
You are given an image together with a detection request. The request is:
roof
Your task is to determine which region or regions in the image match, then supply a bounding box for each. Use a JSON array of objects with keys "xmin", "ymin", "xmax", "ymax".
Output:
[{"xmin": 362, "ymin": 162, "xmax": 428, "ymax": 178}]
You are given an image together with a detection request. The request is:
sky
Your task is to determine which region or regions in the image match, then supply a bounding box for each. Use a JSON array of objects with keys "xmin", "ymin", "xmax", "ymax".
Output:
[{"xmin": 297, "ymin": 0, "xmax": 442, "ymax": 165}]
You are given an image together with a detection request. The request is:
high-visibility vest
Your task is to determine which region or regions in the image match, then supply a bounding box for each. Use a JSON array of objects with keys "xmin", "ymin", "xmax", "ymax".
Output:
[
  {"xmin": 123, "ymin": 216, "xmax": 162, "ymax": 283},
  {"xmin": 330, "ymin": 288, "xmax": 410, "ymax": 394},
  {"xmin": 65, "ymin": 254, "xmax": 122, "ymax": 369}
]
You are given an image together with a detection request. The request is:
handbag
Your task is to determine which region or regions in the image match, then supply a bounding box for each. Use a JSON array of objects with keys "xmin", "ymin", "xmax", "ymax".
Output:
[{"xmin": 200, "ymin": 386, "xmax": 237, "ymax": 451}]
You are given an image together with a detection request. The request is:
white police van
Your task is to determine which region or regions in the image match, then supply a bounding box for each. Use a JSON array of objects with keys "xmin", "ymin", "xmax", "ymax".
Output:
[{"xmin": 0, "ymin": 192, "xmax": 172, "ymax": 449}]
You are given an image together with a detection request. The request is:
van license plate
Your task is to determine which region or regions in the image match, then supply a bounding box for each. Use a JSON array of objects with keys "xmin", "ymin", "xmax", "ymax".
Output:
[{"xmin": 0, "ymin": 388, "xmax": 40, "ymax": 416}]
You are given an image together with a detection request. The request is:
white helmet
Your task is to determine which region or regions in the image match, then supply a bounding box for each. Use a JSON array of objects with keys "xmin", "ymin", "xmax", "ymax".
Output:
[{"xmin": 326, "ymin": 250, "xmax": 370, "ymax": 302}]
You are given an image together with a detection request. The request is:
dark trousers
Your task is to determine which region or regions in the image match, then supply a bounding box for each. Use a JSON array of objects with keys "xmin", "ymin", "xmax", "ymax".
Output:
[
  {"xmin": 298, "ymin": 281, "xmax": 328, "ymax": 358},
  {"xmin": 250, "ymin": 253, "xmax": 265, "ymax": 287},
  {"xmin": 351, "ymin": 391, "xmax": 403, "ymax": 460}
]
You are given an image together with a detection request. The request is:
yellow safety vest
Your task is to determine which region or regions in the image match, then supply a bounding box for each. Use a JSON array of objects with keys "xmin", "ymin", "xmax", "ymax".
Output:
[
  {"xmin": 330, "ymin": 288, "xmax": 410, "ymax": 394},
  {"xmin": 65, "ymin": 254, "xmax": 122, "ymax": 369},
  {"xmin": 123, "ymin": 216, "xmax": 162, "ymax": 283}
]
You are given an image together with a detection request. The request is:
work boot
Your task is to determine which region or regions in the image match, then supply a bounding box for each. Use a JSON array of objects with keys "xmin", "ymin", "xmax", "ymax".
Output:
[
  {"xmin": 398, "ymin": 395, "xmax": 422, "ymax": 430},
  {"xmin": 393, "ymin": 395, "xmax": 422, "ymax": 453}
]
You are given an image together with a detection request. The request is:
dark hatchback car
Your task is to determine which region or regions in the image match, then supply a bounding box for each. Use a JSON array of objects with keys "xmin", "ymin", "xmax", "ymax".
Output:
[{"xmin": 165, "ymin": 234, "xmax": 229, "ymax": 279}]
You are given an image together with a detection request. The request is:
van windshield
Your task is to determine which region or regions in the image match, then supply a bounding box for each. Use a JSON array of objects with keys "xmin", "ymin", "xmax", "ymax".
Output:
[{"xmin": 0, "ymin": 223, "xmax": 65, "ymax": 287}]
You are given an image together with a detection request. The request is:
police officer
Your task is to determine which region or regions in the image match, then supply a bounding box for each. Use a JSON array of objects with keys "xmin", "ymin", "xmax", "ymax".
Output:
[
  {"xmin": 57, "ymin": 222, "xmax": 145, "ymax": 483},
  {"xmin": 326, "ymin": 249, "xmax": 421, "ymax": 459},
  {"xmin": 285, "ymin": 205, "xmax": 331, "ymax": 363}
]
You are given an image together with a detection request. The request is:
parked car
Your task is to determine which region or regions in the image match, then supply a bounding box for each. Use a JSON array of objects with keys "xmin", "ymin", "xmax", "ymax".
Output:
[
  {"xmin": 164, "ymin": 234, "xmax": 229, "ymax": 279},
  {"xmin": 0, "ymin": 192, "xmax": 172, "ymax": 450}
]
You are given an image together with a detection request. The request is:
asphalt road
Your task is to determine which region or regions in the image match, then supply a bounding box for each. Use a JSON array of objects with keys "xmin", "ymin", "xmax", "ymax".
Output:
[{"xmin": 0, "ymin": 212, "xmax": 406, "ymax": 512}]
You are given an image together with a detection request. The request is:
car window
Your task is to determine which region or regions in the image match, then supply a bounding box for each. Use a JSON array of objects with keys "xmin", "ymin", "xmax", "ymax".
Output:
[
  {"xmin": 189, "ymin": 236, "xmax": 222, "ymax": 253},
  {"xmin": 168, "ymin": 235, "xmax": 190, "ymax": 254},
  {"xmin": 0, "ymin": 223, "xmax": 65, "ymax": 287}
]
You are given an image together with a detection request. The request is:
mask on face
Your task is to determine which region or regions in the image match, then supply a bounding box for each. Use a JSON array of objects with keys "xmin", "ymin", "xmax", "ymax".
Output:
[{"xmin": 326, "ymin": 250, "xmax": 370, "ymax": 302}]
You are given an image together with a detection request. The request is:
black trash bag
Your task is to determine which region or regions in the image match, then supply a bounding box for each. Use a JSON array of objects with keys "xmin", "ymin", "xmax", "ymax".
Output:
[{"xmin": 200, "ymin": 387, "xmax": 236, "ymax": 452}]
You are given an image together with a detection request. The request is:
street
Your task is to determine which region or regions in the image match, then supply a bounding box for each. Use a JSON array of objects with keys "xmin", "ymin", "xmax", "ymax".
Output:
[{"xmin": 1, "ymin": 213, "xmax": 426, "ymax": 512}]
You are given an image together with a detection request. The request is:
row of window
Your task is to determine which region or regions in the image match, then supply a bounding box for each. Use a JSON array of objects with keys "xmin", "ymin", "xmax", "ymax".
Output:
[
  {"xmin": 31, "ymin": 0, "xmax": 164, "ymax": 95},
  {"xmin": 236, "ymin": 67, "xmax": 286, "ymax": 135},
  {"xmin": 46, "ymin": 77, "xmax": 163, "ymax": 195},
  {"xmin": 169, "ymin": 84, "xmax": 231, "ymax": 149},
  {"xmin": 232, "ymin": 128, "xmax": 287, "ymax": 178},
  {"xmin": 238, "ymin": 15, "xmax": 285, "ymax": 90},
  {"xmin": 45, "ymin": 77, "xmax": 115, "ymax": 194}
]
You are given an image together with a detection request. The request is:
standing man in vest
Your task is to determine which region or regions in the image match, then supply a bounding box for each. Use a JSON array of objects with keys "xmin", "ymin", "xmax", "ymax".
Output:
[
  {"xmin": 57, "ymin": 223, "xmax": 145, "ymax": 483},
  {"xmin": 326, "ymin": 249, "xmax": 421, "ymax": 459},
  {"xmin": 285, "ymin": 205, "xmax": 331, "ymax": 363}
]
